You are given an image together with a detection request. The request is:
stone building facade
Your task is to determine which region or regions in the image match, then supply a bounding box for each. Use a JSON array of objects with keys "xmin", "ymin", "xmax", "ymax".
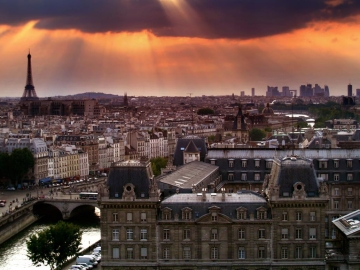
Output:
[{"xmin": 99, "ymin": 156, "xmax": 329, "ymax": 269}]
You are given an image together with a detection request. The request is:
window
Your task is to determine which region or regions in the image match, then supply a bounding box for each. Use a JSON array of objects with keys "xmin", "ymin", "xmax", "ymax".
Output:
[
  {"xmin": 182, "ymin": 209, "xmax": 192, "ymax": 220},
  {"xmin": 333, "ymin": 160, "xmax": 339, "ymax": 168},
  {"xmin": 242, "ymin": 160, "xmax": 247, "ymax": 168},
  {"xmin": 127, "ymin": 228, "xmax": 134, "ymax": 240},
  {"xmin": 347, "ymin": 159, "xmax": 352, "ymax": 168},
  {"xmin": 332, "ymin": 229, "xmax": 337, "ymax": 239},
  {"xmin": 347, "ymin": 173, "xmax": 353, "ymax": 181},
  {"xmin": 281, "ymin": 228, "xmax": 288, "ymax": 239},
  {"xmin": 334, "ymin": 201, "xmax": 339, "ymax": 209},
  {"xmin": 309, "ymin": 228, "xmax": 316, "ymax": 239},
  {"xmin": 229, "ymin": 160, "xmax": 234, "ymax": 168},
  {"xmin": 113, "ymin": 213, "xmax": 118, "ymax": 222},
  {"xmin": 318, "ymin": 173, "xmax": 328, "ymax": 180},
  {"xmin": 258, "ymin": 229, "xmax": 265, "ymax": 239},
  {"xmin": 183, "ymin": 247, "xmax": 191, "ymax": 259},
  {"xmin": 348, "ymin": 201, "xmax": 353, "ymax": 209},
  {"xmin": 240, "ymin": 173, "xmax": 247, "ymax": 181},
  {"xmin": 112, "ymin": 229, "xmax": 119, "ymax": 241},
  {"xmin": 258, "ymin": 246, "xmax": 266, "ymax": 258},
  {"xmin": 163, "ymin": 211, "xmax": 171, "ymax": 220},
  {"xmin": 211, "ymin": 229, "xmax": 218, "ymax": 240},
  {"xmin": 183, "ymin": 229, "xmax": 190, "ymax": 240},
  {"xmin": 238, "ymin": 247, "xmax": 246, "ymax": 259},
  {"xmin": 141, "ymin": 212, "xmax": 147, "ymax": 222},
  {"xmin": 163, "ymin": 247, "xmax": 170, "ymax": 259},
  {"xmin": 266, "ymin": 160, "xmax": 272, "ymax": 169},
  {"xmin": 254, "ymin": 173, "xmax": 260, "ymax": 181},
  {"xmin": 238, "ymin": 229, "xmax": 245, "ymax": 239},
  {"xmin": 295, "ymin": 246, "xmax": 302, "ymax": 259},
  {"xmin": 282, "ymin": 212, "xmax": 288, "ymax": 221},
  {"xmin": 296, "ymin": 212, "xmax": 302, "ymax": 221},
  {"xmin": 127, "ymin": 212, "xmax": 133, "ymax": 222},
  {"xmin": 228, "ymin": 173, "xmax": 234, "ymax": 181},
  {"xmin": 163, "ymin": 229, "xmax": 170, "ymax": 240},
  {"xmin": 112, "ymin": 247, "xmax": 120, "ymax": 259},
  {"xmin": 126, "ymin": 247, "xmax": 134, "ymax": 259},
  {"xmin": 258, "ymin": 210, "xmax": 267, "ymax": 220},
  {"xmin": 281, "ymin": 247, "xmax": 288, "ymax": 259},
  {"xmin": 140, "ymin": 247, "xmax": 147, "ymax": 260},
  {"xmin": 211, "ymin": 247, "xmax": 218, "ymax": 259},
  {"xmin": 334, "ymin": 188, "xmax": 340, "ymax": 196},
  {"xmin": 319, "ymin": 160, "xmax": 327, "ymax": 169},
  {"xmin": 309, "ymin": 246, "xmax": 317, "ymax": 258},
  {"xmin": 140, "ymin": 229, "xmax": 148, "ymax": 240},
  {"xmin": 210, "ymin": 159, "xmax": 216, "ymax": 165},
  {"xmin": 255, "ymin": 159, "xmax": 260, "ymax": 168},
  {"xmin": 238, "ymin": 210, "xmax": 247, "ymax": 220},
  {"xmin": 295, "ymin": 228, "xmax": 302, "ymax": 239},
  {"xmin": 334, "ymin": 174, "xmax": 339, "ymax": 181},
  {"xmin": 211, "ymin": 213, "xmax": 218, "ymax": 221},
  {"xmin": 348, "ymin": 188, "xmax": 353, "ymax": 196},
  {"xmin": 310, "ymin": 212, "xmax": 316, "ymax": 221}
]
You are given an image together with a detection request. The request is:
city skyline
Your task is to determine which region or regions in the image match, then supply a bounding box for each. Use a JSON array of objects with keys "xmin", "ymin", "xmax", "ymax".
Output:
[{"xmin": 1, "ymin": 0, "xmax": 360, "ymax": 97}]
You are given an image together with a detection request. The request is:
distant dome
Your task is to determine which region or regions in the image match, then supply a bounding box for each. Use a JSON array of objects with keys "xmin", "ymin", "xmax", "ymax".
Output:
[{"xmin": 262, "ymin": 103, "xmax": 274, "ymax": 115}]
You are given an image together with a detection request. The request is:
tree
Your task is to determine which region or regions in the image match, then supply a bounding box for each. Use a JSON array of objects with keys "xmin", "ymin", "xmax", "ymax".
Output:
[
  {"xmin": 249, "ymin": 128, "xmax": 266, "ymax": 141},
  {"xmin": 27, "ymin": 221, "xmax": 83, "ymax": 270},
  {"xmin": 8, "ymin": 148, "xmax": 35, "ymax": 186},
  {"xmin": 150, "ymin": 157, "xmax": 168, "ymax": 176},
  {"xmin": 197, "ymin": 108, "xmax": 214, "ymax": 115}
]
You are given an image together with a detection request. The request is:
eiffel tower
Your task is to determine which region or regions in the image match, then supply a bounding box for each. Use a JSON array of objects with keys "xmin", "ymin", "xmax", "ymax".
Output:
[{"xmin": 20, "ymin": 51, "xmax": 39, "ymax": 101}]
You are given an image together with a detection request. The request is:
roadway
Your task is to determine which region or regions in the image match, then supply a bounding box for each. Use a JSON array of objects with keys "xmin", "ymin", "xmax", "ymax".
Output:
[{"xmin": 0, "ymin": 177, "xmax": 106, "ymax": 214}]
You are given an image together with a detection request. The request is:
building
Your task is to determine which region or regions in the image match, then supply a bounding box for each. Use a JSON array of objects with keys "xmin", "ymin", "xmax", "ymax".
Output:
[
  {"xmin": 348, "ymin": 84, "xmax": 353, "ymax": 97},
  {"xmin": 99, "ymin": 155, "xmax": 329, "ymax": 269}
]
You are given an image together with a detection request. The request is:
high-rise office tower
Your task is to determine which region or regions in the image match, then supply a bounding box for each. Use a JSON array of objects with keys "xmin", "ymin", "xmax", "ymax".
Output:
[
  {"xmin": 348, "ymin": 84, "xmax": 353, "ymax": 96},
  {"xmin": 251, "ymin": 88, "xmax": 255, "ymax": 97}
]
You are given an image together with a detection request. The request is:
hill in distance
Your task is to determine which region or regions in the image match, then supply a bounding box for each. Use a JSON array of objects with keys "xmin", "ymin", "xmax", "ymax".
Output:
[{"xmin": 52, "ymin": 92, "xmax": 122, "ymax": 99}]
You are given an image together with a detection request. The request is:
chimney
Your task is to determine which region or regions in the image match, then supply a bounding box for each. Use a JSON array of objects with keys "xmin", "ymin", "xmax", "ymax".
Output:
[
  {"xmin": 202, "ymin": 188, "xmax": 207, "ymax": 201},
  {"xmin": 221, "ymin": 188, "xmax": 226, "ymax": 201}
]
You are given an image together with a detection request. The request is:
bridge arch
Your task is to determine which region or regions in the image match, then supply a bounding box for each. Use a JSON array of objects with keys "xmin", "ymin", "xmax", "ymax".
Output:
[{"xmin": 34, "ymin": 199, "xmax": 99, "ymax": 220}]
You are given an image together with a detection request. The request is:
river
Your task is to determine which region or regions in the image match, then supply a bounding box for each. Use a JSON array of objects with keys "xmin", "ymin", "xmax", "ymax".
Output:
[{"xmin": 0, "ymin": 212, "xmax": 100, "ymax": 270}]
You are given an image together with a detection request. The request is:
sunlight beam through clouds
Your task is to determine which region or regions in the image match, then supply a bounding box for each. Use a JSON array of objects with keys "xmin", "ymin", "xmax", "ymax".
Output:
[{"xmin": 0, "ymin": 7, "xmax": 360, "ymax": 97}]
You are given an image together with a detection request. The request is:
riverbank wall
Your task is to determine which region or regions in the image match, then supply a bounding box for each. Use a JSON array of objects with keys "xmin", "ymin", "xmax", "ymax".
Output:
[
  {"xmin": 0, "ymin": 200, "xmax": 40, "ymax": 245},
  {"xmin": 0, "ymin": 212, "xmax": 39, "ymax": 245}
]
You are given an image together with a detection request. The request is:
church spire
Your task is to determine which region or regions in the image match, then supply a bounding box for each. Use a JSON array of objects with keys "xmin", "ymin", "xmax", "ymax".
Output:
[{"xmin": 21, "ymin": 51, "xmax": 39, "ymax": 101}]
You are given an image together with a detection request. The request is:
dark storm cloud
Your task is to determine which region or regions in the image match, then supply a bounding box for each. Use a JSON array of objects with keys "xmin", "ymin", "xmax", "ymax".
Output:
[{"xmin": 1, "ymin": 0, "xmax": 360, "ymax": 39}]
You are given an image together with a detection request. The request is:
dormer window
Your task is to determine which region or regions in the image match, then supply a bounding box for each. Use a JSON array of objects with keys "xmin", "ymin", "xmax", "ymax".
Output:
[
  {"xmin": 162, "ymin": 207, "xmax": 171, "ymax": 220},
  {"xmin": 182, "ymin": 207, "xmax": 192, "ymax": 220},
  {"xmin": 347, "ymin": 159, "xmax": 353, "ymax": 168},
  {"xmin": 237, "ymin": 207, "xmax": 247, "ymax": 220},
  {"xmin": 228, "ymin": 159, "xmax": 234, "ymax": 168},
  {"xmin": 257, "ymin": 207, "xmax": 267, "ymax": 220},
  {"xmin": 319, "ymin": 160, "xmax": 328, "ymax": 169},
  {"xmin": 241, "ymin": 159, "xmax": 247, "ymax": 168},
  {"xmin": 211, "ymin": 212, "xmax": 218, "ymax": 222}
]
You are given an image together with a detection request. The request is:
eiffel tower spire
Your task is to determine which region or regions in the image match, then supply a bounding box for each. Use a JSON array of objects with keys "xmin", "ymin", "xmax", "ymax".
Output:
[{"xmin": 21, "ymin": 51, "xmax": 39, "ymax": 101}]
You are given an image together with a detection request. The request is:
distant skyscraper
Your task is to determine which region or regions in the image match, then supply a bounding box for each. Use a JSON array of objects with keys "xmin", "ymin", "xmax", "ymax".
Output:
[
  {"xmin": 251, "ymin": 88, "xmax": 255, "ymax": 97},
  {"xmin": 324, "ymin": 85, "xmax": 330, "ymax": 97},
  {"xmin": 20, "ymin": 52, "xmax": 39, "ymax": 101},
  {"xmin": 348, "ymin": 84, "xmax": 353, "ymax": 96},
  {"xmin": 356, "ymin": 89, "xmax": 360, "ymax": 97},
  {"xmin": 282, "ymin": 86, "xmax": 291, "ymax": 97},
  {"xmin": 240, "ymin": 91, "xmax": 245, "ymax": 97}
]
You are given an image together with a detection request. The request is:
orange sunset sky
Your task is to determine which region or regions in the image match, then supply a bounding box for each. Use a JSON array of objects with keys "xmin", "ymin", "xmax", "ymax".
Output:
[{"xmin": 0, "ymin": 0, "xmax": 360, "ymax": 97}]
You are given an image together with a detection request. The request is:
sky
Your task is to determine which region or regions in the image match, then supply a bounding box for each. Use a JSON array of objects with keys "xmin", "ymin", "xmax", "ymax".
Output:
[{"xmin": 1, "ymin": 0, "xmax": 360, "ymax": 97}]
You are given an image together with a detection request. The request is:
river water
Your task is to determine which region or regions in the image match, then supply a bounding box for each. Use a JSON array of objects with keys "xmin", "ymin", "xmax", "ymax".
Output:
[{"xmin": 0, "ymin": 212, "xmax": 100, "ymax": 270}]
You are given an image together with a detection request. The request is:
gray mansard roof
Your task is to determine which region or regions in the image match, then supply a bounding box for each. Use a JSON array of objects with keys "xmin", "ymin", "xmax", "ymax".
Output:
[
  {"xmin": 107, "ymin": 159, "xmax": 153, "ymax": 199},
  {"xmin": 270, "ymin": 156, "xmax": 319, "ymax": 197},
  {"xmin": 160, "ymin": 191, "xmax": 270, "ymax": 221}
]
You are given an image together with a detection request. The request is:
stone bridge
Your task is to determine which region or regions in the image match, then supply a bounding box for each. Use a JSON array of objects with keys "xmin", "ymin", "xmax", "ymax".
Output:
[{"xmin": 34, "ymin": 198, "xmax": 99, "ymax": 220}]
